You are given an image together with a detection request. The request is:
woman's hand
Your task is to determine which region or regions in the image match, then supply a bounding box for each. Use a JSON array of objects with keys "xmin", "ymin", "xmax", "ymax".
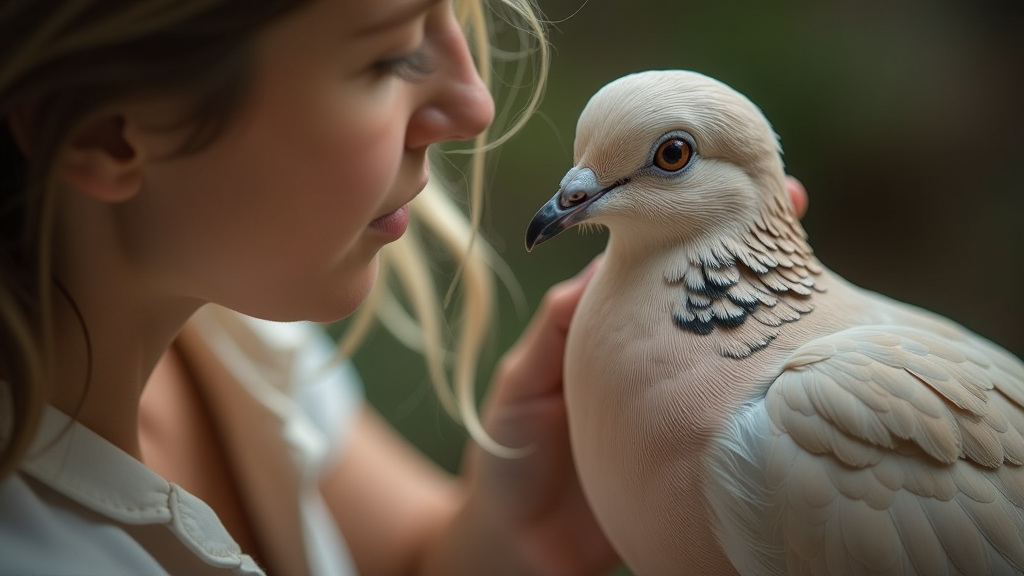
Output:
[
  {"xmin": 786, "ymin": 176, "xmax": 808, "ymax": 219},
  {"xmin": 454, "ymin": 256, "xmax": 618, "ymax": 576}
]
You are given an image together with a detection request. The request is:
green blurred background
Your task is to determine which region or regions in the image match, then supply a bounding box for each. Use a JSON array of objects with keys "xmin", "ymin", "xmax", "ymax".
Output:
[{"xmin": 342, "ymin": 2, "xmax": 1023, "ymax": 573}]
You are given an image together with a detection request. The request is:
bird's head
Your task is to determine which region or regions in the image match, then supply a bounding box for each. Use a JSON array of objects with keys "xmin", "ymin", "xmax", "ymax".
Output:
[{"xmin": 526, "ymin": 70, "xmax": 793, "ymax": 252}]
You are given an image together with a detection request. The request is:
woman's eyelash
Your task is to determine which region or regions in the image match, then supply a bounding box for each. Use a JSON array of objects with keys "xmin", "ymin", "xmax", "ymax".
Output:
[{"xmin": 375, "ymin": 50, "xmax": 434, "ymax": 83}]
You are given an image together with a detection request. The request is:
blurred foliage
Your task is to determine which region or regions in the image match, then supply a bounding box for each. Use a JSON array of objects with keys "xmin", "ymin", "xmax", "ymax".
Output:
[{"xmin": 340, "ymin": 2, "xmax": 1023, "ymax": 574}]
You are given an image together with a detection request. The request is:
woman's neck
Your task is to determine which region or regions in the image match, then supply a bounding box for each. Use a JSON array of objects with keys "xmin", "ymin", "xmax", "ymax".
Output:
[
  {"xmin": 47, "ymin": 265, "xmax": 202, "ymax": 461},
  {"xmin": 48, "ymin": 289, "xmax": 201, "ymax": 460}
]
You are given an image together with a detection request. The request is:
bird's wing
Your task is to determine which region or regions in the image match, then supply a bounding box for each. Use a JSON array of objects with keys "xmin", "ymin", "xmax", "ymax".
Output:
[{"xmin": 705, "ymin": 325, "xmax": 1024, "ymax": 576}]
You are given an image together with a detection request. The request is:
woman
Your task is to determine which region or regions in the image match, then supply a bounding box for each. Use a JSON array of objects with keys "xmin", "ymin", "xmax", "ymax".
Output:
[{"xmin": 0, "ymin": 1, "xmax": 616, "ymax": 574}]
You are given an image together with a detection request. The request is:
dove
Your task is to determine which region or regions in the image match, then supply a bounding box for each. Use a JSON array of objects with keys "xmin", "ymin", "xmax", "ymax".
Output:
[{"xmin": 525, "ymin": 70, "xmax": 1024, "ymax": 576}]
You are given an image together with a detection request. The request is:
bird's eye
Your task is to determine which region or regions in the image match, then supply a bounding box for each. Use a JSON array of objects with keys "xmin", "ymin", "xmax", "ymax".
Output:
[{"xmin": 653, "ymin": 139, "xmax": 692, "ymax": 172}]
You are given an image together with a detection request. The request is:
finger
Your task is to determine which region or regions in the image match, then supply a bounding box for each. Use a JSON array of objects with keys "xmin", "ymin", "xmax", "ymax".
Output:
[
  {"xmin": 522, "ymin": 254, "xmax": 603, "ymax": 350},
  {"xmin": 493, "ymin": 255, "xmax": 603, "ymax": 404},
  {"xmin": 786, "ymin": 175, "xmax": 808, "ymax": 219}
]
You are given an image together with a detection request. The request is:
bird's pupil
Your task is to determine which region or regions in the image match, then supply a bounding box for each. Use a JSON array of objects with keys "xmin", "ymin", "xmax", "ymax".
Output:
[{"xmin": 662, "ymin": 141, "xmax": 683, "ymax": 164}]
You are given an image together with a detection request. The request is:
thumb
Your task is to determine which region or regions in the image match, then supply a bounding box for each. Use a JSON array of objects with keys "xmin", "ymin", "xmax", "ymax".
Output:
[{"xmin": 491, "ymin": 254, "xmax": 603, "ymax": 405}]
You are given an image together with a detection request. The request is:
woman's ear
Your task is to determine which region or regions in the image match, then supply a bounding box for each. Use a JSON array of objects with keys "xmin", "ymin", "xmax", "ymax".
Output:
[{"xmin": 58, "ymin": 113, "xmax": 144, "ymax": 203}]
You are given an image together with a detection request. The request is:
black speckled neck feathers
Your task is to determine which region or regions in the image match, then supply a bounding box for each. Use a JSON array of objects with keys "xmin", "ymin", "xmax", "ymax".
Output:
[{"xmin": 665, "ymin": 207, "xmax": 825, "ymax": 359}]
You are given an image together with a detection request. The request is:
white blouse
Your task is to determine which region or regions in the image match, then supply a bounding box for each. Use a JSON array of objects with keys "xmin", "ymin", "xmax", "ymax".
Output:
[{"xmin": 0, "ymin": 305, "xmax": 363, "ymax": 576}]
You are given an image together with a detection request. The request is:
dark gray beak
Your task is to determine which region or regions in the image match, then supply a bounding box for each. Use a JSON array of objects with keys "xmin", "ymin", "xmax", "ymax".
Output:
[{"xmin": 525, "ymin": 167, "xmax": 617, "ymax": 251}]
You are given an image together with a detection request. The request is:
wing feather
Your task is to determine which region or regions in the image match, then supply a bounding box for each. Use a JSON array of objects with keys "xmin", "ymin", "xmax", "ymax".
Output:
[
  {"xmin": 994, "ymin": 464, "xmax": 1024, "ymax": 508},
  {"xmin": 951, "ymin": 463, "xmax": 999, "ymax": 503},
  {"xmin": 919, "ymin": 494, "xmax": 993, "ymax": 573},
  {"xmin": 958, "ymin": 413, "xmax": 1005, "ymax": 468},
  {"xmin": 897, "ymin": 455, "xmax": 958, "ymax": 499},
  {"xmin": 954, "ymin": 491, "xmax": 1024, "ymax": 566},
  {"xmin": 707, "ymin": 324, "xmax": 1024, "ymax": 576},
  {"xmin": 887, "ymin": 491, "xmax": 951, "ymax": 576},
  {"xmin": 839, "ymin": 496, "xmax": 901, "ymax": 572}
]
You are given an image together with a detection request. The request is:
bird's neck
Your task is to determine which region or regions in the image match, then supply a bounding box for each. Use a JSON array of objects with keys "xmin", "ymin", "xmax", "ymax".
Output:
[{"xmin": 610, "ymin": 207, "xmax": 827, "ymax": 359}]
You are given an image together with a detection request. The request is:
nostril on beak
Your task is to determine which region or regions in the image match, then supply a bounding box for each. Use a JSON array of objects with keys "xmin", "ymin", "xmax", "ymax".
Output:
[
  {"xmin": 565, "ymin": 189, "xmax": 587, "ymax": 205},
  {"xmin": 559, "ymin": 167, "xmax": 600, "ymax": 209},
  {"xmin": 560, "ymin": 184, "xmax": 589, "ymax": 209}
]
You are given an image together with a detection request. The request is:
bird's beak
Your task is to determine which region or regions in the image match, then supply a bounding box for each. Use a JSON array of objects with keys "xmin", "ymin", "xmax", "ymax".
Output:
[{"xmin": 525, "ymin": 167, "xmax": 617, "ymax": 251}]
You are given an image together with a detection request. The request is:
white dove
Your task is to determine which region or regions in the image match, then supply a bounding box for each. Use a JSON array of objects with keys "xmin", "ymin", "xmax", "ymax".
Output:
[{"xmin": 525, "ymin": 70, "xmax": 1024, "ymax": 576}]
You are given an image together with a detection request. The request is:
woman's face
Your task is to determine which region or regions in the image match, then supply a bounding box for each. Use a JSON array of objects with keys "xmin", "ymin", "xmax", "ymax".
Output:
[{"xmin": 118, "ymin": 0, "xmax": 494, "ymax": 321}]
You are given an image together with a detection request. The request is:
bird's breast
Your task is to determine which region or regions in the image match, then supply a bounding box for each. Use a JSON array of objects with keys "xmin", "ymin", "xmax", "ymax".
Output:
[
  {"xmin": 565, "ymin": 263, "xmax": 776, "ymax": 459},
  {"xmin": 564, "ymin": 264, "xmax": 753, "ymax": 574}
]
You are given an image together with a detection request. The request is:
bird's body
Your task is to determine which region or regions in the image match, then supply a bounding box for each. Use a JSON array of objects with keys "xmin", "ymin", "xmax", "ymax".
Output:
[{"xmin": 527, "ymin": 70, "xmax": 1024, "ymax": 576}]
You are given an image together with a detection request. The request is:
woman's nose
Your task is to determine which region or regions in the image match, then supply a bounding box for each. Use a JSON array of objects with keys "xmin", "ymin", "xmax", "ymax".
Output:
[{"xmin": 405, "ymin": 15, "xmax": 495, "ymax": 150}]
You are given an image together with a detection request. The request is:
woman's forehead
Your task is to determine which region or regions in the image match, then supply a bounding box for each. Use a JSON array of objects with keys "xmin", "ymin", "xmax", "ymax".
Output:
[
  {"xmin": 248, "ymin": 0, "xmax": 442, "ymax": 64},
  {"xmin": 351, "ymin": 0, "xmax": 447, "ymax": 36},
  {"xmin": 282, "ymin": 0, "xmax": 444, "ymax": 36}
]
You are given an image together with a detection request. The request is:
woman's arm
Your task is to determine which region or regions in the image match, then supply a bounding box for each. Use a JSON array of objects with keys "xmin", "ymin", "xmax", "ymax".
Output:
[{"xmin": 318, "ymin": 405, "xmax": 463, "ymax": 576}]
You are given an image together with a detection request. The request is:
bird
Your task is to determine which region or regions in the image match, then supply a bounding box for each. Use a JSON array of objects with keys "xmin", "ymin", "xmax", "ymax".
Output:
[{"xmin": 525, "ymin": 70, "xmax": 1024, "ymax": 576}]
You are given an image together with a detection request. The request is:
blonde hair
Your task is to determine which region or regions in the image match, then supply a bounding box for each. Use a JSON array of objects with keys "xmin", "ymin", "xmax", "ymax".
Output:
[{"xmin": 0, "ymin": 0, "xmax": 549, "ymax": 480}]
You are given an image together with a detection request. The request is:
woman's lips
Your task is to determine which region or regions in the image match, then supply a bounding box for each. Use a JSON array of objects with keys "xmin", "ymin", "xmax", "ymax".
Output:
[
  {"xmin": 368, "ymin": 204, "xmax": 409, "ymax": 238},
  {"xmin": 369, "ymin": 167, "xmax": 427, "ymax": 239}
]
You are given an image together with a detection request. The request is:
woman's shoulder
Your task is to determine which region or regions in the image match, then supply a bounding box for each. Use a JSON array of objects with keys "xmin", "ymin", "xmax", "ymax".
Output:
[
  {"xmin": 0, "ymin": 472, "xmax": 166, "ymax": 575},
  {"xmin": 0, "ymin": 404, "xmax": 265, "ymax": 576}
]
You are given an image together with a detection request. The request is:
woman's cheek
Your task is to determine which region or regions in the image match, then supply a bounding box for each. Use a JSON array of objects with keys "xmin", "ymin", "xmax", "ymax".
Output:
[{"xmin": 319, "ymin": 110, "xmax": 404, "ymax": 209}]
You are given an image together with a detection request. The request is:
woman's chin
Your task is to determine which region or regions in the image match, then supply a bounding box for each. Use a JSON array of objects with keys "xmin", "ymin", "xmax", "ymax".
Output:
[
  {"xmin": 309, "ymin": 261, "xmax": 380, "ymax": 323},
  {"xmin": 241, "ymin": 255, "xmax": 381, "ymax": 324}
]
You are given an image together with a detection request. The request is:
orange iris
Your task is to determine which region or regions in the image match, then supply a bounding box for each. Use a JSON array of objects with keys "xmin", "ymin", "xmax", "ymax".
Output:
[{"xmin": 654, "ymin": 139, "xmax": 691, "ymax": 172}]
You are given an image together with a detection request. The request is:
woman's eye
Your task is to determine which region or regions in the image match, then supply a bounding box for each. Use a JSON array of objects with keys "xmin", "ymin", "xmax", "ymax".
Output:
[
  {"xmin": 653, "ymin": 138, "xmax": 692, "ymax": 172},
  {"xmin": 373, "ymin": 49, "xmax": 434, "ymax": 83}
]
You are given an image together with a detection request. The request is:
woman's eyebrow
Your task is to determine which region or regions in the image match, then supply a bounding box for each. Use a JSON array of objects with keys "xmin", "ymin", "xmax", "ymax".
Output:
[{"xmin": 356, "ymin": 0, "xmax": 446, "ymax": 36}]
